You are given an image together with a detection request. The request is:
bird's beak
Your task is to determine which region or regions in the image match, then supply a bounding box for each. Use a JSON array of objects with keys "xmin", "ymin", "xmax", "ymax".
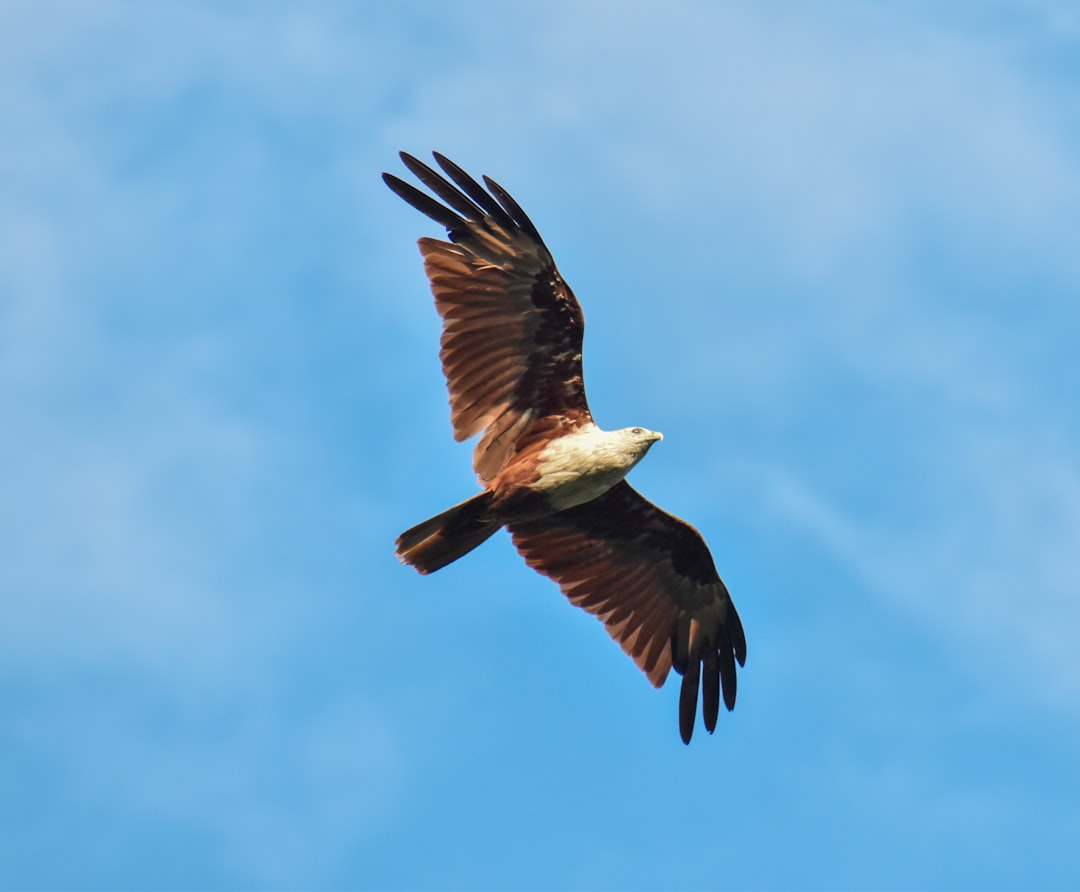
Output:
[{"xmin": 652, "ymin": 431, "xmax": 664, "ymax": 442}]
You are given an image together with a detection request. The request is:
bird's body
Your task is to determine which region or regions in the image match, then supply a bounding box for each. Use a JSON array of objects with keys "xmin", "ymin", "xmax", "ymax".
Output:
[
  {"xmin": 520, "ymin": 423, "xmax": 663, "ymax": 511},
  {"xmin": 397, "ymin": 424, "xmax": 661, "ymax": 569},
  {"xmin": 384, "ymin": 152, "xmax": 746, "ymax": 743}
]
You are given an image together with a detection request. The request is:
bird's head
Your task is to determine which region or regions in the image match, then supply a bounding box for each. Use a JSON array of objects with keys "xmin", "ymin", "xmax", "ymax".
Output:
[{"xmin": 620, "ymin": 426, "xmax": 664, "ymax": 459}]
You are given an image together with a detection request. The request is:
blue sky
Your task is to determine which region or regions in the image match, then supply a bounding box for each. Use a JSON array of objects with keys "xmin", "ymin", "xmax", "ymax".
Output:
[{"xmin": 3, "ymin": 1, "xmax": 1079, "ymax": 888}]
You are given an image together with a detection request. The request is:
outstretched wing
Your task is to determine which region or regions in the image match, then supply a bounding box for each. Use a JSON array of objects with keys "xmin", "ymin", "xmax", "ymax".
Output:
[
  {"xmin": 383, "ymin": 152, "xmax": 593, "ymax": 485},
  {"xmin": 508, "ymin": 481, "xmax": 746, "ymax": 744}
]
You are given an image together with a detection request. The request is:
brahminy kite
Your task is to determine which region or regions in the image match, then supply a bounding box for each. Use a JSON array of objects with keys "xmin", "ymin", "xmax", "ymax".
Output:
[{"xmin": 384, "ymin": 152, "xmax": 746, "ymax": 743}]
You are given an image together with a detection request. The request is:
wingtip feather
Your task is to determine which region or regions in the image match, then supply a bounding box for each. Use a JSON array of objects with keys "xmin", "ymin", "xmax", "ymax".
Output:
[
  {"xmin": 720, "ymin": 641, "xmax": 738, "ymax": 711},
  {"xmin": 678, "ymin": 659, "xmax": 700, "ymax": 745},
  {"xmin": 702, "ymin": 648, "xmax": 720, "ymax": 734}
]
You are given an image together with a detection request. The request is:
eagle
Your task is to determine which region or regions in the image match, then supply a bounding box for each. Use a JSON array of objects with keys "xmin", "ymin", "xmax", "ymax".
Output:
[{"xmin": 384, "ymin": 152, "xmax": 746, "ymax": 744}]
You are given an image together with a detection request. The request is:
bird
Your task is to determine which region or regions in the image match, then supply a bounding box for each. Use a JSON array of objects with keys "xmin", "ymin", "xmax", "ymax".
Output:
[{"xmin": 383, "ymin": 151, "xmax": 746, "ymax": 744}]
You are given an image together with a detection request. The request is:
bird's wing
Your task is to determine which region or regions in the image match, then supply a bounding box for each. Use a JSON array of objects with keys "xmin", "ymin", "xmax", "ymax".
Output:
[
  {"xmin": 383, "ymin": 152, "xmax": 593, "ymax": 485},
  {"xmin": 508, "ymin": 481, "xmax": 746, "ymax": 744}
]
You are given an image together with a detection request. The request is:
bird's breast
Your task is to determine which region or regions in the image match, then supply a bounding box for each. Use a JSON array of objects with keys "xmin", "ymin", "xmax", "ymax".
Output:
[{"xmin": 528, "ymin": 428, "xmax": 638, "ymax": 512}]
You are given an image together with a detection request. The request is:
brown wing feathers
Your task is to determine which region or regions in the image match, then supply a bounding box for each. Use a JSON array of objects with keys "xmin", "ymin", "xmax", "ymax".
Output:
[
  {"xmin": 383, "ymin": 152, "xmax": 592, "ymax": 484},
  {"xmin": 510, "ymin": 481, "xmax": 746, "ymax": 743},
  {"xmin": 510, "ymin": 515, "xmax": 680, "ymax": 686}
]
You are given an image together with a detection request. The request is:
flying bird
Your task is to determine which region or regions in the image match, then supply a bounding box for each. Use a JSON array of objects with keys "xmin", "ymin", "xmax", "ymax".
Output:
[{"xmin": 384, "ymin": 152, "xmax": 746, "ymax": 743}]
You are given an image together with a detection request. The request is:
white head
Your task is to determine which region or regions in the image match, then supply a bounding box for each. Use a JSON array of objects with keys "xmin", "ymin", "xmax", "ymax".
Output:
[
  {"xmin": 616, "ymin": 426, "xmax": 664, "ymax": 462},
  {"xmin": 536, "ymin": 422, "xmax": 664, "ymax": 478}
]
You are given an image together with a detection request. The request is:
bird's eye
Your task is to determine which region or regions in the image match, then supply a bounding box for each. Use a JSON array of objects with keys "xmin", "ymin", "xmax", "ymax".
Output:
[{"xmin": 631, "ymin": 427, "xmax": 643, "ymax": 435}]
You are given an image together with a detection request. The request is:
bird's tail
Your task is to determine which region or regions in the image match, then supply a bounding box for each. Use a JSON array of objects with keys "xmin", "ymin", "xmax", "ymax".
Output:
[{"xmin": 396, "ymin": 492, "xmax": 500, "ymax": 574}]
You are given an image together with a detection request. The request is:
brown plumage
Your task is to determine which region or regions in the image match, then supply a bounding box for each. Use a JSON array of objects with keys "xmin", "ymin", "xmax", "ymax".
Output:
[{"xmin": 385, "ymin": 152, "xmax": 746, "ymax": 743}]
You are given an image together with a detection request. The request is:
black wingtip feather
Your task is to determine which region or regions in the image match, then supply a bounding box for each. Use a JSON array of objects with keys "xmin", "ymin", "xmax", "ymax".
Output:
[
  {"xmin": 483, "ymin": 174, "xmax": 545, "ymax": 246},
  {"xmin": 731, "ymin": 607, "xmax": 748, "ymax": 667},
  {"xmin": 678, "ymin": 659, "xmax": 700, "ymax": 745},
  {"xmin": 389, "ymin": 152, "xmax": 553, "ymax": 256},
  {"xmin": 383, "ymin": 172, "xmax": 465, "ymax": 233},
  {"xmin": 398, "ymin": 152, "xmax": 491, "ymax": 223},
  {"xmin": 719, "ymin": 641, "xmax": 738, "ymax": 711},
  {"xmin": 702, "ymin": 648, "xmax": 720, "ymax": 734},
  {"xmin": 432, "ymin": 152, "xmax": 516, "ymax": 228}
]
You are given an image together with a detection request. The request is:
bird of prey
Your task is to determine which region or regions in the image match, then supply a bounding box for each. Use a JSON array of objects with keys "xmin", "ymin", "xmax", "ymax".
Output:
[{"xmin": 384, "ymin": 152, "xmax": 746, "ymax": 743}]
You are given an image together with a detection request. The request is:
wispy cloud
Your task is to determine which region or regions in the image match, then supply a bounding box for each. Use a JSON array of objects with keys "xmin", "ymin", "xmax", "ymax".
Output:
[{"xmin": 759, "ymin": 429, "xmax": 1080, "ymax": 713}]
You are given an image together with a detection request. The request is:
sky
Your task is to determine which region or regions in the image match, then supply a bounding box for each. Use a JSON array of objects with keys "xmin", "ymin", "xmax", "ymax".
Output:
[{"xmin": 2, "ymin": 1, "xmax": 1080, "ymax": 889}]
